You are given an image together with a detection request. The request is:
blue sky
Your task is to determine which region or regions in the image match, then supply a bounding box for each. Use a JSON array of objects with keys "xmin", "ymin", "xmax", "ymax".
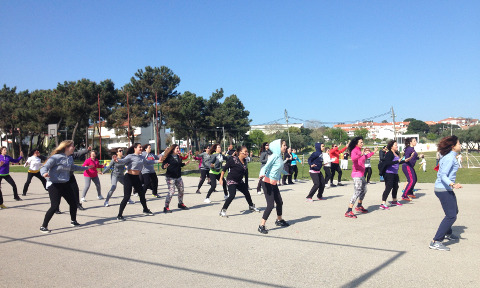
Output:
[{"xmin": 1, "ymin": 1, "xmax": 479, "ymax": 126}]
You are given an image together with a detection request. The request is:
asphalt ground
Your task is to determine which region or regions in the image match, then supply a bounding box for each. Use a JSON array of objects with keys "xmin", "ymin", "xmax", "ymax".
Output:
[{"xmin": 1, "ymin": 172, "xmax": 479, "ymax": 287}]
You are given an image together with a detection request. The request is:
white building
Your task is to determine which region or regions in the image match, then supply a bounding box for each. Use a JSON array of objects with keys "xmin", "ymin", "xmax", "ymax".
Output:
[
  {"xmin": 334, "ymin": 122, "xmax": 409, "ymax": 140},
  {"xmin": 88, "ymin": 121, "xmax": 167, "ymax": 151},
  {"xmin": 248, "ymin": 123, "xmax": 304, "ymax": 135}
]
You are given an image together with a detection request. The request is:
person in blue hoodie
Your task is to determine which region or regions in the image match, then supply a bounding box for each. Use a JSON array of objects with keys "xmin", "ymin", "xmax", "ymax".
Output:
[
  {"xmin": 258, "ymin": 139, "xmax": 290, "ymax": 234},
  {"xmin": 306, "ymin": 142, "xmax": 326, "ymax": 201},
  {"xmin": 429, "ymin": 135, "xmax": 463, "ymax": 251}
]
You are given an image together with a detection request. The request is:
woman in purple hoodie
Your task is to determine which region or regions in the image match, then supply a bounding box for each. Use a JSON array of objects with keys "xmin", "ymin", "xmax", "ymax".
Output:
[
  {"xmin": 401, "ymin": 137, "xmax": 423, "ymax": 201},
  {"xmin": 0, "ymin": 146, "xmax": 24, "ymax": 206}
]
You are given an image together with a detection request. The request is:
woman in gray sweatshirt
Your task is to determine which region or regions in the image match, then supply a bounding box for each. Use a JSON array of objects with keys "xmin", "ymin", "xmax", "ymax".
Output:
[
  {"xmin": 102, "ymin": 148, "xmax": 135, "ymax": 207},
  {"xmin": 39, "ymin": 140, "xmax": 92, "ymax": 233}
]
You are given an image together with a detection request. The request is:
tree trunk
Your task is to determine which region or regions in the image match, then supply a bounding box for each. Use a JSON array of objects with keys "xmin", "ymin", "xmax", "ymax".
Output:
[{"xmin": 71, "ymin": 121, "xmax": 79, "ymax": 141}]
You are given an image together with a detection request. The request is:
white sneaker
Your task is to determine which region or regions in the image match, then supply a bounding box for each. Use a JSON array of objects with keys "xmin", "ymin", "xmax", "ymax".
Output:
[
  {"xmin": 97, "ymin": 195, "xmax": 104, "ymax": 200},
  {"xmin": 104, "ymin": 201, "xmax": 109, "ymax": 207},
  {"xmin": 81, "ymin": 197, "xmax": 86, "ymax": 203},
  {"xmin": 133, "ymin": 193, "xmax": 138, "ymax": 197},
  {"xmin": 325, "ymin": 183, "xmax": 330, "ymax": 188},
  {"xmin": 128, "ymin": 199, "xmax": 135, "ymax": 204},
  {"xmin": 257, "ymin": 191, "xmax": 263, "ymax": 195},
  {"xmin": 219, "ymin": 209, "xmax": 227, "ymax": 217},
  {"xmin": 224, "ymin": 195, "xmax": 229, "ymax": 200},
  {"xmin": 204, "ymin": 198, "xmax": 211, "ymax": 203}
]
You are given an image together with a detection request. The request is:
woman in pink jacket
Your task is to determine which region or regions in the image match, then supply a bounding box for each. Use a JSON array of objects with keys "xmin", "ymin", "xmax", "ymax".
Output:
[
  {"xmin": 80, "ymin": 150, "xmax": 104, "ymax": 202},
  {"xmin": 344, "ymin": 137, "xmax": 378, "ymax": 219}
]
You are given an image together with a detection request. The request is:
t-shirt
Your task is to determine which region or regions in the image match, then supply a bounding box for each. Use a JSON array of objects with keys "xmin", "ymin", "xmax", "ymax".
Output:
[{"xmin": 223, "ymin": 156, "xmax": 247, "ymax": 185}]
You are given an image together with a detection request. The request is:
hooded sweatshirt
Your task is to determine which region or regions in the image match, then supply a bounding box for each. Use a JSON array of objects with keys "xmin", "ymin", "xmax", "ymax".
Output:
[
  {"xmin": 40, "ymin": 153, "xmax": 88, "ymax": 188},
  {"xmin": 259, "ymin": 139, "xmax": 286, "ymax": 185},
  {"xmin": 0, "ymin": 155, "xmax": 23, "ymax": 175},
  {"xmin": 351, "ymin": 146, "xmax": 374, "ymax": 178},
  {"xmin": 308, "ymin": 143, "xmax": 324, "ymax": 173},
  {"xmin": 434, "ymin": 151, "xmax": 459, "ymax": 192}
]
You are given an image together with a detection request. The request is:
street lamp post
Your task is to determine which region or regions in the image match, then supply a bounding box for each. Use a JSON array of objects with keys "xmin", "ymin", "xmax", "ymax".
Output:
[{"xmin": 216, "ymin": 126, "xmax": 225, "ymax": 152}]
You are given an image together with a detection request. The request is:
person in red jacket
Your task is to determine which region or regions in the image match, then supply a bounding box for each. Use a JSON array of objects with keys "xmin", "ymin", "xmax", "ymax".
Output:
[{"xmin": 329, "ymin": 144, "xmax": 348, "ymax": 186}]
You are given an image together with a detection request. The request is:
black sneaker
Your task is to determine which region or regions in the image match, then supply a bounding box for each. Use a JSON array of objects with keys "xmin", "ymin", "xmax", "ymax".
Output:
[
  {"xmin": 445, "ymin": 234, "xmax": 459, "ymax": 241},
  {"xmin": 258, "ymin": 225, "xmax": 268, "ymax": 234},
  {"xmin": 152, "ymin": 194, "xmax": 161, "ymax": 198},
  {"xmin": 178, "ymin": 203, "xmax": 189, "ymax": 210},
  {"xmin": 143, "ymin": 209, "xmax": 154, "ymax": 216},
  {"xmin": 337, "ymin": 182, "xmax": 344, "ymax": 186},
  {"xmin": 70, "ymin": 221, "xmax": 81, "ymax": 227},
  {"xmin": 330, "ymin": 183, "xmax": 337, "ymax": 187},
  {"xmin": 117, "ymin": 216, "xmax": 126, "ymax": 221},
  {"xmin": 22, "ymin": 193, "xmax": 26, "ymax": 196},
  {"xmin": 163, "ymin": 207, "xmax": 172, "ymax": 213},
  {"xmin": 14, "ymin": 197, "xmax": 22, "ymax": 201},
  {"xmin": 40, "ymin": 226, "xmax": 51, "ymax": 234},
  {"xmin": 196, "ymin": 190, "xmax": 201, "ymax": 194},
  {"xmin": 55, "ymin": 210, "xmax": 62, "ymax": 214},
  {"xmin": 78, "ymin": 204, "xmax": 86, "ymax": 211},
  {"xmin": 275, "ymin": 219, "xmax": 290, "ymax": 227}
]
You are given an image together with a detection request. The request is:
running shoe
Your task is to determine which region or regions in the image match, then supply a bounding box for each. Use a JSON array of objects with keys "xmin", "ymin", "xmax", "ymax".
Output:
[
  {"xmin": 258, "ymin": 225, "xmax": 268, "ymax": 234},
  {"xmin": 97, "ymin": 195, "xmax": 104, "ymax": 200},
  {"xmin": 390, "ymin": 201, "xmax": 403, "ymax": 206},
  {"xmin": 55, "ymin": 210, "xmax": 62, "ymax": 214},
  {"xmin": 104, "ymin": 201, "xmax": 109, "ymax": 207},
  {"xmin": 345, "ymin": 211, "xmax": 357, "ymax": 218},
  {"xmin": 163, "ymin": 207, "xmax": 172, "ymax": 213},
  {"xmin": 306, "ymin": 198, "xmax": 313, "ymax": 203},
  {"xmin": 128, "ymin": 199, "xmax": 135, "ymax": 204},
  {"xmin": 355, "ymin": 206, "xmax": 369, "ymax": 213},
  {"xmin": 275, "ymin": 219, "xmax": 290, "ymax": 227},
  {"xmin": 196, "ymin": 190, "xmax": 201, "ymax": 194},
  {"xmin": 204, "ymin": 198, "xmax": 211, "ymax": 203},
  {"xmin": 249, "ymin": 205, "xmax": 260, "ymax": 212},
  {"xmin": 219, "ymin": 209, "xmax": 227, "ymax": 217},
  {"xmin": 40, "ymin": 227, "xmax": 51, "ymax": 234},
  {"xmin": 81, "ymin": 197, "xmax": 87, "ymax": 203},
  {"xmin": 337, "ymin": 182, "xmax": 344, "ymax": 186},
  {"xmin": 445, "ymin": 234, "xmax": 459, "ymax": 241},
  {"xmin": 401, "ymin": 197, "xmax": 412, "ymax": 201},
  {"xmin": 330, "ymin": 184, "xmax": 337, "ymax": 187},
  {"xmin": 429, "ymin": 241, "xmax": 450, "ymax": 251},
  {"xmin": 257, "ymin": 191, "xmax": 263, "ymax": 195},
  {"xmin": 78, "ymin": 204, "xmax": 86, "ymax": 211},
  {"xmin": 224, "ymin": 195, "xmax": 229, "ymax": 200},
  {"xmin": 368, "ymin": 182, "xmax": 376, "ymax": 184},
  {"xmin": 143, "ymin": 209, "xmax": 154, "ymax": 216},
  {"xmin": 152, "ymin": 194, "xmax": 161, "ymax": 198},
  {"xmin": 133, "ymin": 193, "xmax": 138, "ymax": 197},
  {"xmin": 178, "ymin": 203, "xmax": 189, "ymax": 210},
  {"xmin": 117, "ymin": 216, "xmax": 126, "ymax": 221},
  {"xmin": 22, "ymin": 193, "xmax": 27, "ymax": 196},
  {"xmin": 409, "ymin": 194, "xmax": 417, "ymax": 199},
  {"xmin": 14, "ymin": 197, "xmax": 22, "ymax": 201},
  {"xmin": 317, "ymin": 197, "xmax": 325, "ymax": 200},
  {"xmin": 379, "ymin": 204, "xmax": 390, "ymax": 210},
  {"xmin": 325, "ymin": 183, "xmax": 331, "ymax": 188},
  {"xmin": 70, "ymin": 221, "xmax": 81, "ymax": 227},
  {"xmin": 0, "ymin": 204, "xmax": 7, "ymax": 209}
]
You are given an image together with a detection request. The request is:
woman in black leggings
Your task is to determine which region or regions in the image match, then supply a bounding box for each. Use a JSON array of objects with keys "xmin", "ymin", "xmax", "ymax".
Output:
[
  {"xmin": 219, "ymin": 146, "xmax": 259, "ymax": 217},
  {"xmin": 204, "ymin": 144, "xmax": 228, "ymax": 203}
]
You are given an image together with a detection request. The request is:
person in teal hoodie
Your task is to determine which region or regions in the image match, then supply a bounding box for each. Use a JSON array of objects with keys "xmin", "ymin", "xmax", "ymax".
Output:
[
  {"xmin": 291, "ymin": 149, "xmax": 301, "ymax": 182},
  {"xmin": 258, "ymin": 139, "xmax": 290, "ymax": 234}
]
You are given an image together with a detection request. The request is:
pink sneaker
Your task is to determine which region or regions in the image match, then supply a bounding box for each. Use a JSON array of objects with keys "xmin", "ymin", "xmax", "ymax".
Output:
[
  {"xmin": 306, "ymin": 198, "xmax": 313, "ymax": 203},
  {"xmin": 390, "ymin": 201, "xmax": 403, "ymax": 206},
  {"xmin": 379, "ymin": 204, "xmax": 390, "ymax": 210}
]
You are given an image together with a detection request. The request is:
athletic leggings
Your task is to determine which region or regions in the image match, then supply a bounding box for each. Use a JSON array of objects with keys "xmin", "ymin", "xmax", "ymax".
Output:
[
  {"xmin": 292, "ymin": 165, "xmax": 298, "ymax": 180},
  {"xmin": 262, "ymin": 182, "xmax": 283, "ymax": 221},
  {"xmin": 350, "ymin": 177, "xmax": 367, "ymax": 204},
  {"xmin": 105, "ymin": 174, "xmax": 125, "ymax": 202},
  {"xmin": 118, "ymin": 173, "xmax": 148, "ymax": 217},
  {"xmin": 23, "ymin": 171, "xmax": 47, "ymax": 195},
  {"xmin": 165, "ymin": 177, "xmax": 184, "ymax": 207},
  {"xmin": 197, "ymin": 169, "xmax": 210, "ymax": 190},
  {"xmin": 206, "ymin": 173, "xmax": 228, "ymax": 198},
  {"xmin": 0, "ymin": 175, "xmax": 20, "ymax": 202},
  {"xmin": 42, "ymin": 182, "xmax": 77, "ymax": 228},
  {"xmin": 330, "ymin": 163, "xmax": 342, "ymax": 184},
  {"xmin": 433, "ymin": 191, "xmax": 458, "ymax": 242},
  {"xmin": 402, "ymin": 164, "xmax": 417, "ymax": 198},
  {"xmin": 67, "ymin": 174, "xmax": 81, "ymax": 206},
  {"xmin": 142, "ymin": 172, "xmax": 159, "ymax": 195},
  {"xmin": 222, "ymin": 182, "xmax": 253, "ymax": 210},
  {"xmin": 364, "ymin": 167, "xmax": 372, "ymax": 183},
  {"xmin": 323, "ymin": 166, "xmax": 332, "ymax": 184},
  {"xmin": 307, "ymin": 172, "xmax": 325, "ymax": 199},
  {"xmin": 81, "ymin": 176, "xmax": 102, "ymax": 198},
  {"xmin": 382, "ymin": 173, "xmax": 399, "ymax": 201}
]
